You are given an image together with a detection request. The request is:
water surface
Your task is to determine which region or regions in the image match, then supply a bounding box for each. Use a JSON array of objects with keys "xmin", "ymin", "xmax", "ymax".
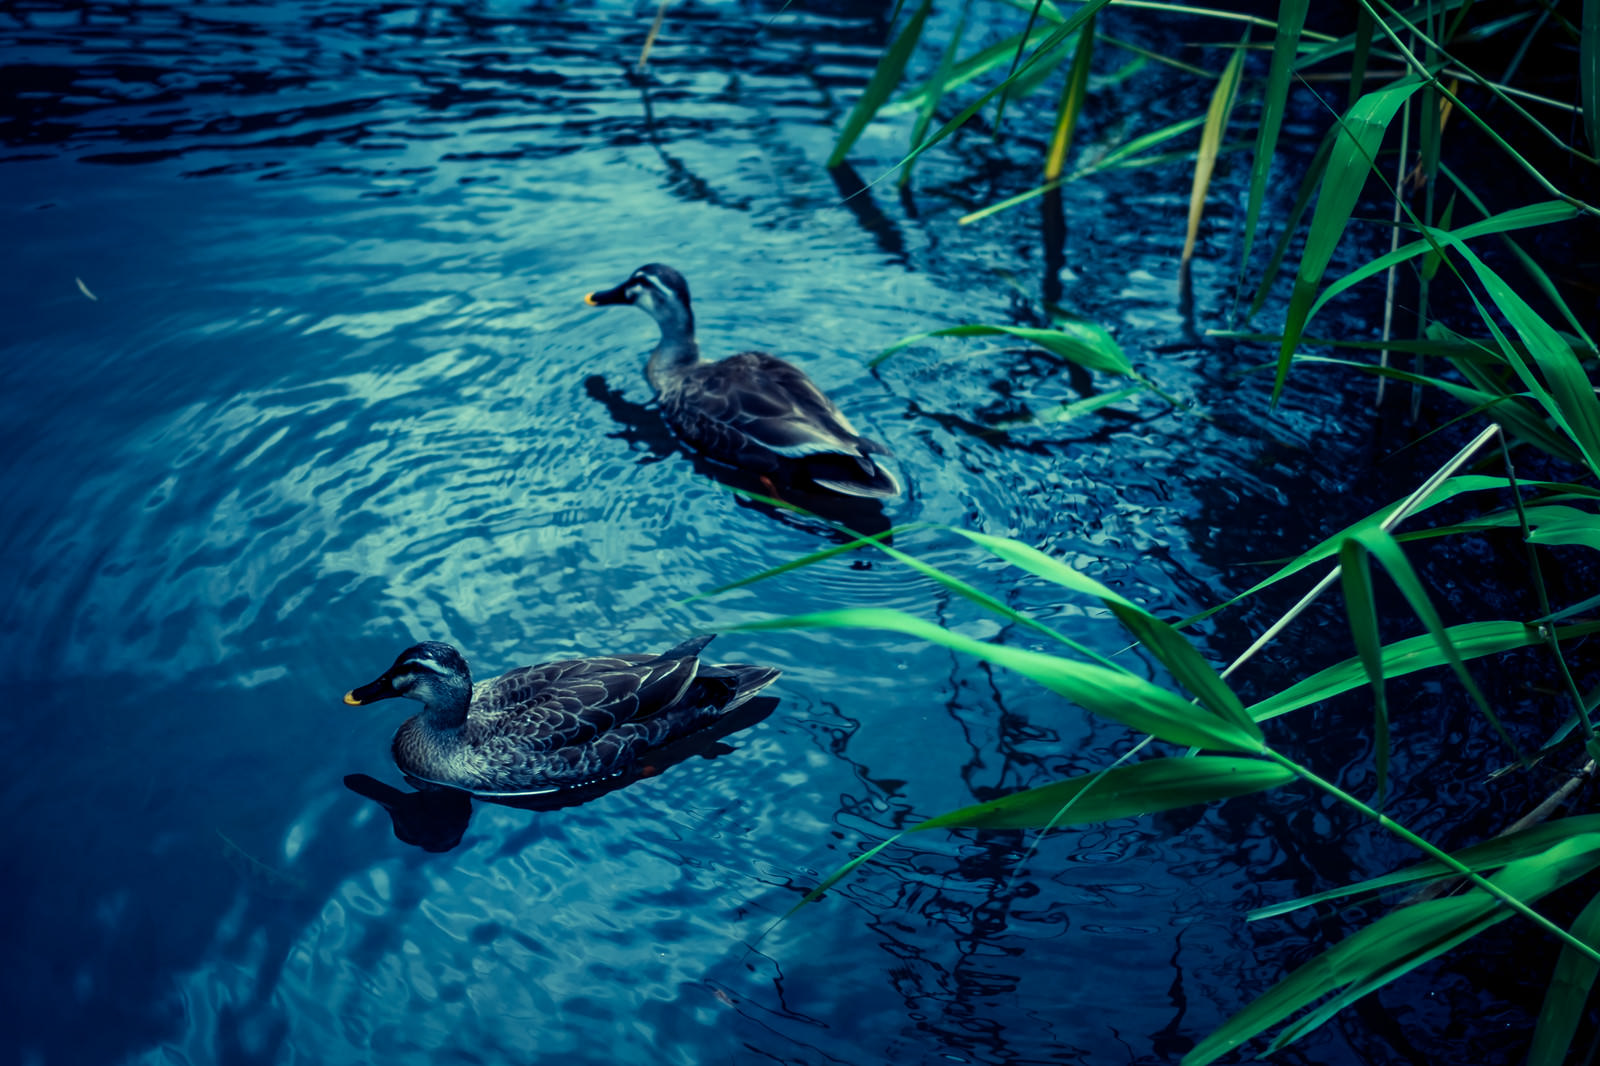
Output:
[{"xmin": 1, "ymin": 2, "xmax": 1547, "ymax": 1064}]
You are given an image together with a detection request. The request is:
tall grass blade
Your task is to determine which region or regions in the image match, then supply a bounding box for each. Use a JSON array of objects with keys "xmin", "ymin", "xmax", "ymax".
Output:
[
  {"xmin": 1187, "ymin": 835, "xmax": 1600, "ymax": 1064},
  {"xmin": 1347, "ymin": 526, "xmax": 1521, "ymax": 760},
  {"xmin": 1184, "ymin": 474, "xmax": 1534, "ymax": 623},
  {"xmin": 884, "ymin": 25, "xmax": 1060, "ymax": 116},
  {"xmin": 1238, "ymin": 0, "xmax": 1308, "ymax": 279},
  {"xmin": 1347, "ymin": 5, "xmax": 1375, "ymax": 110},
  {"xmin": 1250, "ymin": 814, "xmax": 1600, "ymax": 919},
  {"xmin": 1045, "ymin": 14, "xmax": 1096, "ymax": 180},
  {"xmin": 994, "ymin": 0, "xmax": 1052, "ymax": 132},
  {"xmin": 950, "ymin": 529, "xmax": 1260, "ymax": 737},
  {"xmin": 1530, "ymin": 888, "xmax": 1600, "ymax": 1066},
  {"xmin": 726, "ymin": 607, "xmax": 1266, "ymax": 753},
  {"xmin": 1275, "ymin": 76, "xmax": 1425, "ymax": 403},
  {"xmin": 876, "ymin": 0, "xmax": 1117, "ymax": 180},
  {"xmin": 1181, "ymin": 34, "xmax": 1247, "ymax": 274},
  {"xmin": 1444, "ymin": 238, "xmax": 1600, "ymax": 477},
  {"xmin": 900, "ymin": 0, "xmax": 970, "ymax": 187},
  {"xmin": 873, "ymin": 322, "xmax": 1133, "ymax": 375},
  {"xmin": 1248, "ymin": 621, "xmax": 1600, "ymax": 722},
  {"xmin": 1419, "ymin": 193, "xmax": 1456, "ymax": 281},
  {"xmin": 1439, "ymin": 162, "xmax": 1597, "ymax": 350},
  {"xmin": 913, "ymin": 757, "xmax": 1295, "ymax": 831},
  {"xmin": 1338, "ymin": 538, "xmax": 1389, "ymax": 803},
  {"xmin": 827, "ymin": 0, "xmax": 933, "ymax": 168},
  {"xmin": 961, "ymin": 114, "xmax": 1208, "ymax": 224},
  {"xmin": 1304, "ymin": 201, "xmax": 1579, "ymax": 327},
  {"xmin": 1247, "ymin": 125, "xmax": 1337, "ymax": 320}
]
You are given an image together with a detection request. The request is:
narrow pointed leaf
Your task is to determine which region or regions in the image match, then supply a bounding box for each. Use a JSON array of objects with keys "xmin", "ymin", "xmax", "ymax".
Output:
[
  {"xmin": 1251, "ymin": 815, "xmax": 1600, "ymax": 920},
  {"xmin": 1346, "ymin": 526, "xmax": 1518, "ymax": 758},
  {"xmin": 900, "ymin": 0, "xmax": 970, "ymax": 186},
  {"xmin": 1187, "ymin": 835, "xmax": 1600, "ymax": 1065},
  {"xmin": 1248, "ymin": 621, "xmax": 1600, "ymax": 722},
  {"xmin": 1530, "ymin": 888, "xmax": 1600, "ymax": 1066},
  {"xmin": 947, "ymin": 529, "xmax": 1259, "ymax": 737},
  {"xmin": 912, "ymin": 757, "xmax": 1294, "ymax": 832},
  {"xmin": 828, "ymin": 0, "xmax": 934, "ymax": 168},
  {"xmin": 1238, "ymin": 0, "xmax": 1307, "ymax": 273},
  {"xmin": 1045, "ymin": 13, "xmax": 1096, "ymax": 180},
  {"xmin": 1182, "ymin": 34, "xmax": 1246, "ymax": 270},
  {"xmin": 1275, "ymin": 76, "xmax": 1425, "ymax": 403},
  {"xmin": 726, "ymin": 607, "xmax": 1265, "ymax": 753},
  {"xmin": 883, "ymin": 25, "xmax": 1060, "ymax": 116},
  {"xmin": 1338, "ymin": 538, "xmax": 1389, "ymax": 803},
  {"xmin": 1305, "ymin": 201, "xmax": 1579, "ymax": 327}
]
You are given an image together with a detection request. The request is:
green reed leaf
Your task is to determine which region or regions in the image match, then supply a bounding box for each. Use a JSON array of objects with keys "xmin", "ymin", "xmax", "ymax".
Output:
[
  {"xmin": 912, "ymin": 757, "xmax": 1294, "ymax": 832},
  {"xmin": 1238, "ymin": 0, "xmax": 1307, "ymax": 275},
  {"xmin": 1275, "ymin": 75, "xmax": 1425, "ymax": 403},
  {"xmin": 1444, "ymin": 238, "xmax": 1600, "ymax": 478},
  {"xmin": 1182, "ymin": 33, "xmax": 1246, "ymax": 271},
  {"xmin": 1190, "ymin": 834, "xmax": 1600, "ymax": 1064},
  {"xmin": 1305, "ymin": 201, "xmax": 1579, "ymax": 327},
  {"xmin": 1249, "ymin": 620, "xmax": 1600, "ymax": 723},
  {"xmin": 726, "ymin": 607, "xmax": 1264, "ymax": 753},
  {"xmin": 1530, "ymin": 887, "xmax": 1600, "ymax": 1066},
  {"xmin": 900, "ymin": 0, "xmax": 970, "ymax": 187},
  {"xmin": 883, "ymin": 25, "xmax": 1060, "ymax": 116},
  {"xmin": 1250, "ymin": 815, "xmax": 1600, "ymax": 920},
  {"xmin": 828, "ymin": 0, "xmax": 933, "ymax": 168},
  {"xmin": 1045, "ymin": 13, "xmax": 1096, "ymax": 180},
  {"xmin": 1343, "ymin": 526, "xmax": 1518, "ymax": 759},
  {"xmin": 1338, "ymin": 537, "xmax": 1389, "ymax": 803}
]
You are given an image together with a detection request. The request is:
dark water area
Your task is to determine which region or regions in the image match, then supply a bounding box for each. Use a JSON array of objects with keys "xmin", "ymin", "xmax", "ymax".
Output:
[{"xmin": 1, "ymin": 2, "xmax": 1576, "ymax": 1064}]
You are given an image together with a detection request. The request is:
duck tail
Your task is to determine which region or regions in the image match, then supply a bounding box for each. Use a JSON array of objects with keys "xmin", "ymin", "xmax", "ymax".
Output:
[
  {"xmin": 653, "ymin": 633, "xmax": 717, "ymax": 662},
  {"xmin": 810, "ymin": 453, "xmax": 903, "ymax": 499},
  {"xmin": 692, "ymin": 662, "xmax": 781, "ymax": 711}
]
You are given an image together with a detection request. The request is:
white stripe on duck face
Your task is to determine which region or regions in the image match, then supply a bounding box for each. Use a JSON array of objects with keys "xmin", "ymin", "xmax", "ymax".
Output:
[
  {"xmin": 636, "ymin": 273, "xmax": 675, "ymax": 302},
  {"xmin": 404, "ymin": 657, "xmax": 449, "ymax": 676}
]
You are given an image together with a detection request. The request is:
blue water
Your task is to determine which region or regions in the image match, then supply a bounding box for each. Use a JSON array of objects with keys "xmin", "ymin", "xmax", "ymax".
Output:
[{"xmin": 1, "ymin": 2, "xmax": 1551, "ymax": 1064}]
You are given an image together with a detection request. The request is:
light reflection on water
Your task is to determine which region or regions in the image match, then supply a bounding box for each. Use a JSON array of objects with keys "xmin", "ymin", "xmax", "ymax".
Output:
[{"xmin": 0, "ymin": 2, "xmax": 1538, "ymax": 1065}]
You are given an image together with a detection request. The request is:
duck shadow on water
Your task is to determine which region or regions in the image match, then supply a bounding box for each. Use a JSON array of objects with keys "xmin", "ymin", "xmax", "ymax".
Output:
[
  {"xmin": 582, "ymin": 374, "xmax": 895, "ymax": 542},
  {"xmin": 345, "ymin": 694, "xmax": 780, "ymax": 853}
]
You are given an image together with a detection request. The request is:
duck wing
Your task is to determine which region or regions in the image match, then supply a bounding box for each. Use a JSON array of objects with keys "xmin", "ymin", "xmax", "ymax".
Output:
[
  {"xmin": 672, "ymin": 352, "xmax": 880, "ymax": 463},
  {"xmin": 466, "ymin": 635, "xmax": 713, "ymax": 753}
]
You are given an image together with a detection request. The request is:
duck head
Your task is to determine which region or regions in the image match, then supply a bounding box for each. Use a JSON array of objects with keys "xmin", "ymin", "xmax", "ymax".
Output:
[
  {"xmin": 345, "ymin": 641, "xmax": 473, "ymax": 727},
  {"xmin": 585, "ymin": 263, "xmax": 695, "ymax": 340}
]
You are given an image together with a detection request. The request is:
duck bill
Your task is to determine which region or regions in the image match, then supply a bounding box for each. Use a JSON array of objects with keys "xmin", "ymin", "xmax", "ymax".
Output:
[
  {"xmin": 344, "ymin": 676, "xmax": 398, "ymax": 706},
  {"xmin": 584, "ymin": 282, "xmax": 631, "ymax": 307}
]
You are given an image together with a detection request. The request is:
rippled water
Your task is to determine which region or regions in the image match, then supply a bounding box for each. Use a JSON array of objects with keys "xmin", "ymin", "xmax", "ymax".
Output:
[{"xmin": 1, "ymin": 2, "xmax": 1550, "ymax": 1064}]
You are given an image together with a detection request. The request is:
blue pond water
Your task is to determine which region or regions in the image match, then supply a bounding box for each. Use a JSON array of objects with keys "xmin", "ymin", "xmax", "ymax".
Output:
[{"xmin": 1, "ymin": 2, "xmax": 1554, "ymax": 1064}]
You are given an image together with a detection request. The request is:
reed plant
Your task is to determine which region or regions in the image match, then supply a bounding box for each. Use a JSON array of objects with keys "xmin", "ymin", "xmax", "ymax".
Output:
[{"xmin": 702, "ymin": 0, "xmax": 1600, "ymax": 1059}]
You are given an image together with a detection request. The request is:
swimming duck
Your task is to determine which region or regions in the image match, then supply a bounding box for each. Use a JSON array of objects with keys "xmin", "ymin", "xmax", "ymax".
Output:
[
  {"xmin": 344, "ymin": 634, "xmax": 779, "ymax": 796},
  {"xmin": 584, "ymin": 264, "xmax": 901, "ymax": 499}
]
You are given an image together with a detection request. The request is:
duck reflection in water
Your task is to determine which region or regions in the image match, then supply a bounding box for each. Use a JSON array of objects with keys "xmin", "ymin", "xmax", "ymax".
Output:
[{"xmin": 342, "ymin": 636, "xmax": 780, "ymax": 853}]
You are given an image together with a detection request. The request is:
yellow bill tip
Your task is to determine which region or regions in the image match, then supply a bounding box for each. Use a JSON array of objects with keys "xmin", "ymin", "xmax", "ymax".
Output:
[
  {"xmin": 343, "ymin": 691, "xmax": 363, "ymax": 706},
  {"xmin": 583, "ymin": 292, "xmax": 599, "ymax": 306}
]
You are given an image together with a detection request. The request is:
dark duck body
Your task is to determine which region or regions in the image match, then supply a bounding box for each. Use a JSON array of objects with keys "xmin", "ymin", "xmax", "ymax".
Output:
[
  {"xmin": 585, "ymin": 264, "xmax": 901, "ymax": 499},
  {"xmin": 344, "ymin": 635, "xmax": 779, "ymax": 795}
]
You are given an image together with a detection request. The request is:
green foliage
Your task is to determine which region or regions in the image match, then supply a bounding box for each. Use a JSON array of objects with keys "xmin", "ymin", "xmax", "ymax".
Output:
[{"xmin": 787, "ymin": 0, "xmax": 1600, "ymax": 1060}]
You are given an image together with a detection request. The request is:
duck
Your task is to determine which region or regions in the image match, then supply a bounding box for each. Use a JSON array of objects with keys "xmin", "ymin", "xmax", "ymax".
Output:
[
  {"xmin": 344, "ymin": 634, "xmax": 779, "ymax": 796},
  {"xmin": 584, "ymin": 263, "xmax": 901, "ymax": 499}
]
